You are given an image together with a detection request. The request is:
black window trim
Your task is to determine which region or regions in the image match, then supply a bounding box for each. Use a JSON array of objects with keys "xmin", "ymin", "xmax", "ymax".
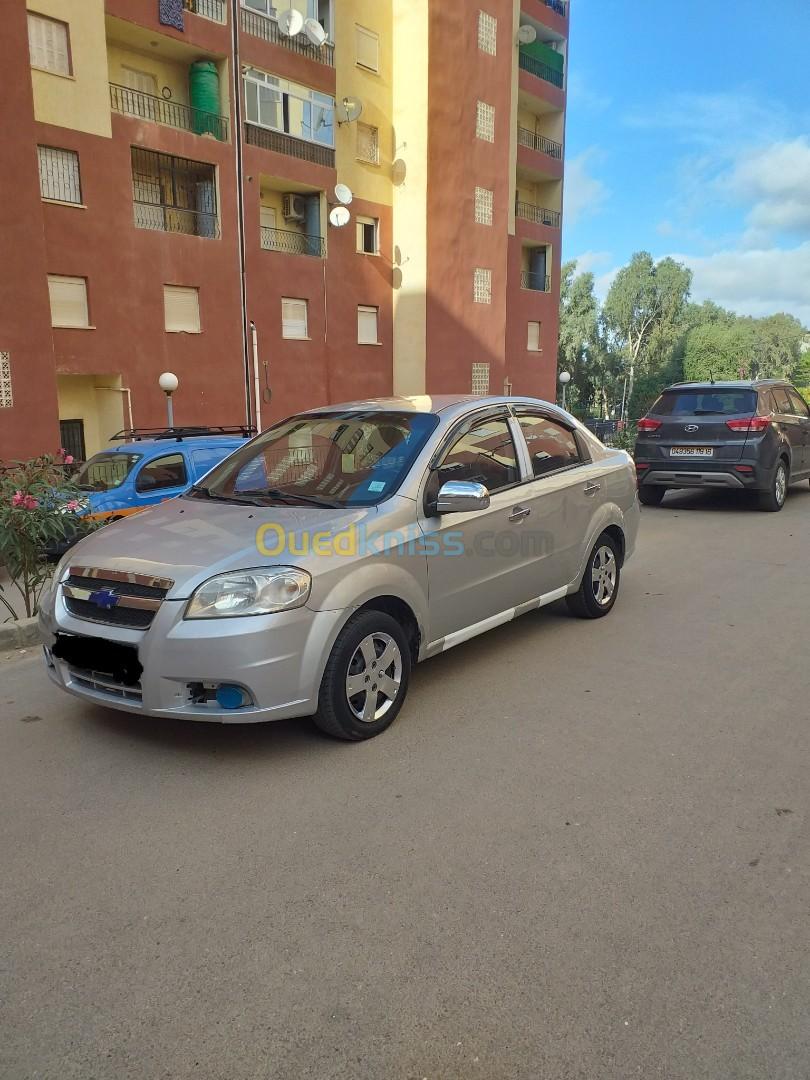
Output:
[
  {"xmin": 511, "ymin": 406, "xmax": 591, "ymax": 482},
  {"xmin": 424, "ymin": 406, "xmax": 524, "ymax": 510}
]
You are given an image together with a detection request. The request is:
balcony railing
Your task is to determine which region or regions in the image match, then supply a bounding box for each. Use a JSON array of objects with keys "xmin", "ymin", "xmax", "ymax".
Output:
[
  {"xmin": 260, "ymin": 226, "xmax": 326, "ymax": 258},
  {"xmin": 518, "ymin": 126, "xmax": 563, "ymax": 159},
  {"xmin": 519, "ymin": 52, "xmax": 565, "ymax": 89},
  {"xmin": 134, "ymin": 201, "xmax": 220, "ymax": 238},
  {"xmin": 516, "ymin": 201, "xmax": 561, "ymax": 228},
  {"xmin": 544, "ymin": 0, "xmax": 567, "ymax": 15},
  {"xmin": 520, "ymin": 271, "xmax": 552, "ymax": 292},
  {"xmin": 183, "ymin": 0, "xmax": 226, "ymax": 23},
  {"xmin": 244, "ymin": 122, "xmax": 335, "ymax": 167},
  {"xmin": 240, "ymin": 6, "xmax": 335, "ymax": 66},
  {"xmin": 110, "ymin": 84, "xmax": 228, "ymax": 141}
]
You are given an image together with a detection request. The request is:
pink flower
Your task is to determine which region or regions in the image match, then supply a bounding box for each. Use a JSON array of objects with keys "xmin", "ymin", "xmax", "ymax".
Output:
[
  {"xmin": 59, "ymin": 448, "xmax": 68, "ymax": 456},
  {"xmin": 64, "ymin": 454, "xmax": 74, "ymax": 465},
  {"xmin": 23, "ymin": 495, "xmax": 39, "ymax": 511},
  {"xmin": 66, "ymin": 500, "xmax": 80, "ymax": 512},
  {"xmin": 11, "ymin": 490, "xmax": 24, "ymax": 507}
]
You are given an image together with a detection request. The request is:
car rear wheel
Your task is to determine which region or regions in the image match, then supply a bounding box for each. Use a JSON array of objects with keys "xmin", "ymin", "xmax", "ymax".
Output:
[
  {"xmin": 313, "ymin": 610, "xmax": 411, "ymax": 741},
  {"xmin": 566, "ymin": 534, "xmax": 621, "ymax": 620},
  {"xmin": 758, "ymin": 460, "xmax": 788, "ymax": 512},
  {"xmin": 638, "ymin": 486, "xmax": 665, "ymax": 507}
]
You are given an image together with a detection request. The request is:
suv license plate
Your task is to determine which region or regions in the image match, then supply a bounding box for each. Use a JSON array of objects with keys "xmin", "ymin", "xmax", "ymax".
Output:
[{"xmin": 670, "ymin": 447, "xmax": 713, "ymax": 457}]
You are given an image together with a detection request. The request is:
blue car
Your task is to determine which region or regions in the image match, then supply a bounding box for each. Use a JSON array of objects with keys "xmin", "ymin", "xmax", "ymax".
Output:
[{"xmin": 72, "ymin": 426, "xmax": 255, "ymax": 523}]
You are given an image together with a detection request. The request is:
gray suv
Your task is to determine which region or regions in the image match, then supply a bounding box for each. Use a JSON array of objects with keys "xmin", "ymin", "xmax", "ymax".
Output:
[
  {"xmin": 635, "ymin": 380, "xmax": 810, "ymax": 511},
  {"xmin": 39, "ymin": 396, "xmax": 639, "ymax": 741}
]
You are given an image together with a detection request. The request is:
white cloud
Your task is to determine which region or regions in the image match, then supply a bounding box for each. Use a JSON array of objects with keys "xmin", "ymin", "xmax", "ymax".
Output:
[
  {"xmin": 572, "ymin": 250, "xmax": 612, "ymax": 275},
  {"xmin": 727, "ymin": 137, "xmax": 810, "ymax": 240},
  {"xmin": 564, "ymin": 150, "xmax": 609, "ymax": 225},
  {"xmin": 624, "ymin": 91, "xmax": 788, "ymax": 148}
]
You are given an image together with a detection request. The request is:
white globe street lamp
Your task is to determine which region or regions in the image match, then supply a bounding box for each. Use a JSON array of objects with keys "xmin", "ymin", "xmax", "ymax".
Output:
[
  {"xmin": 158, "ymin": 372, "xmax": 179, "ymax": 429},
  {"xmin": 558, "ymin": 370, "xmax": 572, "ymax": 410}
]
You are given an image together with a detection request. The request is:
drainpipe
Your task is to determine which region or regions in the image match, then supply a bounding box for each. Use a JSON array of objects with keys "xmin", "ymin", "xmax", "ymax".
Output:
[
  {"xmin": 250, "ymin": 321, "xmax": 261, "ymax": 432},
  {"xmin": 231, "ymin": 0, "xmax": 253, "ymax": 428}
]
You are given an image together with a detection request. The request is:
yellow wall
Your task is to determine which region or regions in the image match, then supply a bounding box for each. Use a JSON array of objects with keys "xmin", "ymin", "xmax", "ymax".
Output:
[
  {"xmin": 27, "ymin": 0, "xmax": 111, "ymax": 138},
  {"xmin": 57, "ymin": 375, "xmax": 124, "ymax": 456},
  {"xmin": 391, "ymin": 0, "xmax": 428, "ymax": 395},
  {"xmin": 335, "ymin": 0, "xmax": 393, "ymax": 207},
  {"xmin": 107, "ymin": 44, "xmax": 189, "ymax": 106}
]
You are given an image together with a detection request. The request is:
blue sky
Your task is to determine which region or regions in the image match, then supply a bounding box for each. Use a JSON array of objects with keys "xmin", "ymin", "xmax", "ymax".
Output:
[{"xmin": 563, "ymin": 0, "xmax": 810, "ymax": 325}]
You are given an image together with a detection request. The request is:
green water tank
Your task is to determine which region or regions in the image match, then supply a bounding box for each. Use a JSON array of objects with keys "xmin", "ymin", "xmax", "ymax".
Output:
[{"xmin": 189, "ymin": 60, "xmax": 222, "ymax": 139}]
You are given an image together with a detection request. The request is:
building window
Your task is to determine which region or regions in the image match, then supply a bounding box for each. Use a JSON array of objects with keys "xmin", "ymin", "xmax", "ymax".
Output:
[
  {"xmin": 471, "ymin": 363, "xmax": 491, "ymax": 396},
  {"xmin": 475, "ymin": 101, "xmax": 495, "ymax": 143},
  {"xmin": 282, "ymin": 298, "xmax": 308, "ymax": 339},
  {"xmin": 0, "ymin": 352, "xmax": 12, "ymax": 409},
  {"xmin": 47, "ymin": 275, "xmax": 89, "ymax": 328},
  {"xmin": 357, "ymin": 122, "xmax": 380, "ymax": 165},
  {"xmin": 38, "ymin": 146, "xmax": 82, "ymax": 204},
  {"xmin": 356, "ymin": 216, "xmax": 379, "ymax": 255},
  {"xmin": 355, "ymin": 25, "xmax": 380, "ymax": 72},
  {"xmin": 260, "ymin": 205, "xmax": 277, "ymax": 230},
  {"xmin": 131, "ymin": 148, "xmax": 219, "ymax": 238},
  {"xmin": 527, "ymin": 321, "xmax": 542, "ymax": 351},
  {"xmin": 59, "ymin": 420, "xmax": 86, "ymax": 463},
  {"xmin": 478, "ymin": 11, "xmax": 497, "ymax": 55},
  {"xmin": 28, "ymin": 12, "xmax": 71, "ymax": 76},
  {"xmin": 120, "ymin": 65, "xmax": 158, "ymax": 97},
  {"xmin": 244, "ymin": 67, "xmax": 335, "ymax": 148},
  {"xmin": 357, "ymin": 306, "xmax": 379, "ymax": 345},
  {"xmin": 474, "ymin": 186, "xmax": 493, "ymax": 226},
  {"xmin": 164, "ymin": 286, "xmax": 201, "ymax": 333},
  {"xmin": 473, "ymin": 268, "xmax": 492, "ymax": 304}
]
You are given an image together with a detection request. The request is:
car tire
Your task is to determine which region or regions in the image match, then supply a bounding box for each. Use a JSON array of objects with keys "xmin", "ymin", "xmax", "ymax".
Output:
[
  {"xmin": 566, "ymin": 533, "xmax": 621, "ymax": 620},
  {"xmin": 758, "ymin": 459, "xmax": 788, "ymax": 512},
  {"xmin": 313, "ymin": 610, "xmax": 411, "ymax": 741},
  {"xmin": 638, "ymin": 486, "xmax": 665, "ymax": 507}
]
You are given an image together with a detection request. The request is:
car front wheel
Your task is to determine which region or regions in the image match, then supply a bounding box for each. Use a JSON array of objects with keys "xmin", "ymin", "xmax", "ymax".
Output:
[
  {"xmin": 566, "ymin": 534, "xmax": 621, "ymax": 619},
  {"xmin": 313, "ymin": 610, "xmax": 411, "ymax": 741}
]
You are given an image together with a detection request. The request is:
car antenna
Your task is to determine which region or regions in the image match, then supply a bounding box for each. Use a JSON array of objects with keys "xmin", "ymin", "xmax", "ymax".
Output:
[{"xmin": 708, "ymin": 366, "xmax": 716, "ymax": 385}]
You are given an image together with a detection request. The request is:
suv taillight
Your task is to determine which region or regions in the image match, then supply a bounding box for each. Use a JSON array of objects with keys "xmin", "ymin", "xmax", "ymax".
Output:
[
  {"xmin": 726, "ymin": 416, "xmax": 770, "ymax": 433},
  {"xmin": 637, "ymin": 418, "xmax": 662, "ymax": 432}
]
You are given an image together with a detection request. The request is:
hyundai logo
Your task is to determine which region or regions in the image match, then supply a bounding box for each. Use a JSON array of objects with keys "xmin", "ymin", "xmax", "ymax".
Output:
[
  {"xmin": 684, "ymin": 424, "xmax": 699, "ymax": 432},
  {"xmin": 88, "ymin": 589, "xmax": 120, "ymax": 611}
]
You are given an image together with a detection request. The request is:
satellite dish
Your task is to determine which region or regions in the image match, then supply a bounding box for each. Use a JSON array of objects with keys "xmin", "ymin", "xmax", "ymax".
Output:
[
  {"xmin": 391, "ymin": 159, "xmax": 407, "ymax": 186},
  {"xmin": 303, "ymin": 18, "xmax": 327, "ymax": 47},
  {"xmin": 329, "ymin": 206, "xmax": 351, "ymax": 228},
  {"xmin": 277, "ymin": 9, "xmax": 304, "ymax": 36},
  {"xmin": 336, "ymin": 96, "xmax": 364, "ymax": 125},
  {"xmin": 517, "ymin": 24, "xmax": 537, "ymax": 44},
  {"xmin": 334, "ymin": 183, "xmax": 353, "ymax": 206}
]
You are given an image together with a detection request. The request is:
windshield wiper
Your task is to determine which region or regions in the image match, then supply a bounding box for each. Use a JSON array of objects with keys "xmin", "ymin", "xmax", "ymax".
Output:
[
  {"xmin": 260, "ymin": 488, "xmax": 340, "ymax": 508},
  {"xmin": 187, "ymin": 486, "xmax": 265, "ymax": 507}
]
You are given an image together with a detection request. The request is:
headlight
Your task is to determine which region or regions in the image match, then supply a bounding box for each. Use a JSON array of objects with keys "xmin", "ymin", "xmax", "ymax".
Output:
[{"xmin": 185, "ymin": 567, "xmax": 311, "ymax": 619}]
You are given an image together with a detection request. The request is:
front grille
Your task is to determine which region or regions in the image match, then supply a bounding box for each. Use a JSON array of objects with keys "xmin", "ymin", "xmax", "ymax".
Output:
[
  {"xmin": 70, "ymin": 669, "xmax": 143, "ymax": 704},
  {"xmin": 61, "ymin": 565, "xmax": 173, "ymax": 631}
]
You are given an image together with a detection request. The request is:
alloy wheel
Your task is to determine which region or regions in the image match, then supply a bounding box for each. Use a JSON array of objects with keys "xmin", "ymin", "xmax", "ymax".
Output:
[
  {"xmin": 775, "ymin": 464, "xmax": 787, "ymax": 506},
  {"xmin": 591, "ymin": 545, "xmax": 617, "ymax": 607},
  {"xmin": 345, "ymin": 632, "xmax": 403, "ymax": 723}
]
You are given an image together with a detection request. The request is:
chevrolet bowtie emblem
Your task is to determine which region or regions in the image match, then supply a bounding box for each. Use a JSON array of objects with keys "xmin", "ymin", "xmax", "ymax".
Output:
[{"xmin": 88, "ymin": 589, "xmax": 120, "ymax": 610}]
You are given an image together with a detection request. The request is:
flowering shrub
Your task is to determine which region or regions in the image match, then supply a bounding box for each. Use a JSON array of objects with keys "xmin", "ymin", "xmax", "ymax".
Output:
[{"xmin": 0, "ymin": 451, "xmax": 96, "ymax": 621}]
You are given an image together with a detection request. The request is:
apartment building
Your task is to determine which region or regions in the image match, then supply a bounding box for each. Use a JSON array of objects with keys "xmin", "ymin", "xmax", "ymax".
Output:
[{"xmin": 0, "ymin": 0, "xmax": 568, "ymax": 461}]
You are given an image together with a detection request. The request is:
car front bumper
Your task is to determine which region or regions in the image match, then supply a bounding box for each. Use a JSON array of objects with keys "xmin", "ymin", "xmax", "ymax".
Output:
[{"xmin": 38, "ymin": 584, "xmax": 346, "ymax": 723}]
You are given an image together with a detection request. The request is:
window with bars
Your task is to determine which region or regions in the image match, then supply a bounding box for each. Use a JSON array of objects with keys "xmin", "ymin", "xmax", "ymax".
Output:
[
  {"xmin": 131, "ymin": 147, "xmax": 219, "ymax": 237},
  {"xmin": 357, "ymin": 122, "xmax": 380, "ymax": 165},
  {"xmin": 38, "ymin": 146, "xmax": 82, "ymax": 204},
  {"xmin": 473, "ymin": 268, "xmax": 492, "ymax": 304},
  {"xmin": 475, "ymin": 101, "xmax": 495, "ymax": 143},
  {"xmin": 164, "ymin": 286, "xmax": 201, "ymax": 333},
  {"xmin": 355, "ymin": 24, "xmax": 380, "ymax": 72},
  {"xmin": 282, "ymin": 298, "xmax": 309, "ymax": 339},
  {"xmin": 357, "ymin": 306, "xmax": 379, "ymax": 345},
  {"xmin": 474, "ymin": 186, "xmax": 493, "ymax": 225},
  {"xmin": 471, "ymin": 363, "xmax": 490, "ymax": 396},
  {"xmin": 0, "ymin": 352, "xmax": 12, "ymax": 408},
  {"xmin": 47, "ymin": 276, "xmax": 90, "ymax": 328},
  {"xmin": 356, "ymin": 216, "xmax": 379, "ymax": 255},
  {"xmin": 478, "ymin": 11, "xmax": 497, "ymax": 55},
  {"xmin": 527, "ymin": 321, "xmax": 542, "ymax": 351},
  {"xmin": 28, "ymin": 12, "xmax": 71, "ymax": 76}
]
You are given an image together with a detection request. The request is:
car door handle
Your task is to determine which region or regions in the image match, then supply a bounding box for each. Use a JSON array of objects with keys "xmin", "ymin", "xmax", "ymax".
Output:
[
  {"xmin": 509, "ymin": 505, "xmax": 532, "ymax": 523},
  {"xmin": 584, "ymin": 481, "xmax": 601, "ymax": 497}
]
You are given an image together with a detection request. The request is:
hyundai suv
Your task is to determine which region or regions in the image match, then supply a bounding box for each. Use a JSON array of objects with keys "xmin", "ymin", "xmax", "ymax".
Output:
[{"xmin": 634, "ymin": 380, "xmax": 810, "ymax": 511}]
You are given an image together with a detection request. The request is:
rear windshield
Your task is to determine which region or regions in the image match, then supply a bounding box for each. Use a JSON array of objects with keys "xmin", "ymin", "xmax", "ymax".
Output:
[{"xmin": 652, "ymin": 390, "xmax": 757, "ymax": 417}]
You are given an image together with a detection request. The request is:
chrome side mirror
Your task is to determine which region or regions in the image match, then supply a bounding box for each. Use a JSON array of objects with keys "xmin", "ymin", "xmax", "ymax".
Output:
[{"xmin": 435, "ymin": 480, "xmax": 490, "ymax": 514}]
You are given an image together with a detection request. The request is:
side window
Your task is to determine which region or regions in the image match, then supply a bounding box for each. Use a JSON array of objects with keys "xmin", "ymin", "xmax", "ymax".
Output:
[
  {"xmin": 192, "ymin": 447, "xmax": 234, "ymax": 480},
  {"xmin": 433, "ymin": 417, "xmax": 519, "ymax": 496},
  {"xmin": 788, "ymin": 390, "xmax": 810, "ymax": 418},
  {"xmin": 772, "ymin": 388, "xmax": 794, "ymax": 415},
  {"xmin": 517, "ymin": 414, "xmax": 582, "ymax": 477},
  {"xmin": 135, "ymin": 453, "xmax": 188, "ymax": 493}
]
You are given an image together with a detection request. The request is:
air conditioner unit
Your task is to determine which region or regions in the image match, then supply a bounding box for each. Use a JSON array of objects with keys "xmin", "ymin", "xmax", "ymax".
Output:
[{"xmin": 282, "ymin": 194, "xmax": 307, "ymax": 222}]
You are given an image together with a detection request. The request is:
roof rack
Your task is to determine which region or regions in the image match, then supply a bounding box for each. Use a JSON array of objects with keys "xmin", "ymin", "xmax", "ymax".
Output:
[{"xmin": 110, "ymin": 425, "xmax": 257, "ymax": 443}]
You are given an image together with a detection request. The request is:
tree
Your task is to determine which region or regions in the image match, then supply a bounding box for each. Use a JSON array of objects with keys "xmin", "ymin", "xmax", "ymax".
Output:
[
  {"xmin": 558, "ymin": 261, "xmax": 601, "ymax": 415},
  {"xmin": 602, "ymin": 253, "xmax": 692, "ymax": 418},
  {"xmin": 684, "ymin": 322, "xmax": 756, "ymax": 381}
]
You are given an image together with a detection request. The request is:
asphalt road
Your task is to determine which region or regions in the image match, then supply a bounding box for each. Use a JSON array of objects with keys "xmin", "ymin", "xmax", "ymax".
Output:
[{"xmin": 2, "ymin": 486, "xmax": 810, "ymax": 1080}]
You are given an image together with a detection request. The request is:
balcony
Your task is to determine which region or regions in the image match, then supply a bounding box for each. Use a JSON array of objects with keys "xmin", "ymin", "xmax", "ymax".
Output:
[
  {"xmin": 517, "ymin": 126, "xmax": 562, "ymax": 160},
  {"xmin": 240, "ymin": 6, "xmax": 334, "ymax": 67},
  {"xmin": 134, "ymin": 202, "xmax": 220, "ymax": 237},
  {"xmin": 543, "ymin": 0, "xmax": 567, "ymax": 15},
  {"xmin": 183, "ymin": 0, "xmax": 227, "ymax": 23},
  {"xmin": 260, "ymin": 225, "xmax": 325, "ymax": 257},
  {"xmin": 244, "ymin": 123, "xmax": 335, "ymax": 167},
  {"xmin": 110, "ymin": 84, "xmax": 228, "ymax": 141},
  {"xmin": 519, "ymin": 52, "xmax": 565, "ymax": 89},
  {"xmin": 516, "ymin": 201, "xmax": 561, "ymax": 228},
  {"xmin": 521, "ymin": 271, "xmax": 552, "ymax": 292}
]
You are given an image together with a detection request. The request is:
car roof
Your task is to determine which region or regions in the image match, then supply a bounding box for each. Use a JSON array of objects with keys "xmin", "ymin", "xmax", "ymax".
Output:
[
  {"xmin": 667, "ymin": 380, "xmax": 789, "ymax": 391},
  {"xmin": 304, "ymin": 394, "xmax": 563, "ymax": 416},
  {"xmin": 102, "ymin": 436, "xmax": 246, "ymax": 455}
]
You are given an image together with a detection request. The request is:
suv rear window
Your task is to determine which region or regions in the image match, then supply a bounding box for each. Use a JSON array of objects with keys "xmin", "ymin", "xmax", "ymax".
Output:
[{"xmin": 652, "ymin": 390, "xmax": 757, "ymax": 416}]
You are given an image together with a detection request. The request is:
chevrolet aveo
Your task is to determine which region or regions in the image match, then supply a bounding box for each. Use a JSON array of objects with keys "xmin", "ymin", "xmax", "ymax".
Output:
[{"xmin": 40, "ymin": 396, "xmax": 640, "ymax": 741}]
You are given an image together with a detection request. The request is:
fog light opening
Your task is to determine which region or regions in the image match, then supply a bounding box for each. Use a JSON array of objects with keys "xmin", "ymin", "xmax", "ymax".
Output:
[{"xmin": 187, "ymin": 681, "xmax": 253, "ymax": 710}]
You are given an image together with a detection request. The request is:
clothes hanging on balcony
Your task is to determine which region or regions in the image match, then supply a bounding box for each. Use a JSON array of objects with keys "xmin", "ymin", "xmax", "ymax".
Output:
[{"xmin": 158, "ymin": 0, "xmax": 184, "ymax": 31}]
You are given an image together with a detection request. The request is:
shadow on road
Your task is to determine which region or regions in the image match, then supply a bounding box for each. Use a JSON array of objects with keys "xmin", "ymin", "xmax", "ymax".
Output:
[{"xmin": 647, "ymin": 484, "xmax": 810, "ymax": 514}]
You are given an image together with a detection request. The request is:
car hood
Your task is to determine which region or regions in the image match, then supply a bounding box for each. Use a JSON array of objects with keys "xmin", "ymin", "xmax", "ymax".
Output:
[{"xmin": 63, "ymin": 496, "xmax": 383, "ymax": 598}]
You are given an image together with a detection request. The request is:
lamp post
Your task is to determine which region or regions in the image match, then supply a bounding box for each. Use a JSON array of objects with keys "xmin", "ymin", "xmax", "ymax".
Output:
[
  {"xmin": 559, "ymin": 370, "xmax": 571, "ymax": 410},
  {"xmin": 158, "ymin": 372, "xmax": 179, "ymax": 429}
]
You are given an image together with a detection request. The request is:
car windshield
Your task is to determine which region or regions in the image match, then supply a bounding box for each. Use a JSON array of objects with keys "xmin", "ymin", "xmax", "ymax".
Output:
[
  {"xmin": 73, "ymin": 452, "xmax": 142, "ymax": 492},
  {"xmin": 653, "ymin": 390, "xmax": 757, "ymax": 416},
  {"xmin": 192, "ymin": 410, "xmax": 439, "ymax": 508}
]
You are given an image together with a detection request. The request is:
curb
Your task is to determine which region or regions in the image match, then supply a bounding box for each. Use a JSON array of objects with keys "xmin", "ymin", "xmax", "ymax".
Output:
[{"xmin": 0, "ymin": 616, "xmax": 42, "ymax": 651}]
